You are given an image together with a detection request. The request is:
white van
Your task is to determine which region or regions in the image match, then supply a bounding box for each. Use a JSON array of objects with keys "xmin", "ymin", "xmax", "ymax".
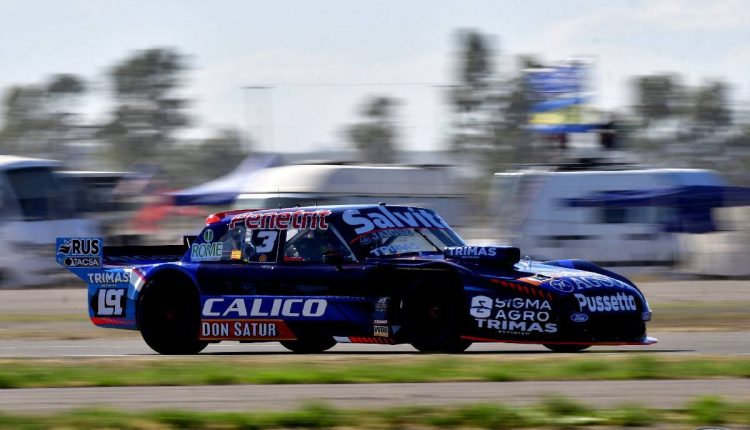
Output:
[
  {"xmin": 0, "ymin": 156, "xmax": 98, "ymax": 287},
  {"xmin": 233, "ymin": 164, "xmax": 469, "ymax": 226},
  {"xmin": 487, "ymin": 168, "xmax": 727, "ymax": 271}
]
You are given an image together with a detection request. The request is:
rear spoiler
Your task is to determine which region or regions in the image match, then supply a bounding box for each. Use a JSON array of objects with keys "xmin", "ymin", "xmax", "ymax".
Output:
[
  {"xmin": 57, "ymin": 236, "xmax": 195, "ymax": 274},
  {"xmin": 102, "ymin": 236, "xmax": 194, "ymax": 266}
]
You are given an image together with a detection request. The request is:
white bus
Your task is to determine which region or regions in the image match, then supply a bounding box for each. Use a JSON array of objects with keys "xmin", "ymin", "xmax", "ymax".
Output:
[
  {"xmin": 487, "ymin": 167, "xmax": 727, "ymax": 272},
  {"xmin": 232, "ymin": 164, "xmax": 469, "ymax": 227},
  {"xmin": 0, "ymin": 156, "xmax": 98, "ymax": 287}
]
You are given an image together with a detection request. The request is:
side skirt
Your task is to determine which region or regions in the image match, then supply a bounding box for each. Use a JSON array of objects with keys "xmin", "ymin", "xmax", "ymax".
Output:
[{"xmin": 461, "ymin": 335, "xmax": 658, "ymax": 346}]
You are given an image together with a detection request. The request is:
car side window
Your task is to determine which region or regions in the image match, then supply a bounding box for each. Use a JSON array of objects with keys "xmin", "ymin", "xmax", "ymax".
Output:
[
  {"xmin": 245, "ymin": 229, "xmax": 281, "ymax": 263},
  {"xmin": 284, "ymin": 228, "xmax": 354, "ymax": 263}
]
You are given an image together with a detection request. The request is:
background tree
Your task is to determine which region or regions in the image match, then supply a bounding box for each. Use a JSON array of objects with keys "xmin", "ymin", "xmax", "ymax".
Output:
[
  {"xmin": 99, "ymin": 48, "xmax": 190, "ymax": 167},
  {"xmin": 449, "ymin": 30, "xmax": 496, "ymax": 151},
  {"xmin": 0, "ymin": 85, "xmax": 45, "ymax": 155},
  {"xmin": 632, "ymin": 74, "xmax": 685, "ymax": 124},
  {"xmin": 346, "ymin": 96, "xmax": 399, "ymax": 164},
  {"xmin": 487, "ymin": 55, "xmax": 540, "ymax": 166},
  {"xmin": 0, "ymin": 74, "xmax": 86, "ymax": 158},
  {"xmin": 44, "ymin": 74, "xmax": 87, "ymax": 160},
  {"xmin": 161, "ymin": 128, "xmax": 248, "ymax": 188},
  {"xmin": 691, "ymin": 80, "xmax": 731, "ymax": 132}
]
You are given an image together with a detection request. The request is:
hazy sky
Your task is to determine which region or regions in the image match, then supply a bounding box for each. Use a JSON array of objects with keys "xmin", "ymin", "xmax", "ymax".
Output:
[{"xmin": 1, "ymin": 0, "xmax": 749, "ymax": 152}]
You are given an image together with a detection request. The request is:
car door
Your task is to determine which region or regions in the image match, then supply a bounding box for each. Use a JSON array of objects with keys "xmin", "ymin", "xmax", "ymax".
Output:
[
  {"xmin": 276, "ymin": 227, "xmax": 375, "ymax": 293},
  {"xmin": 275, "ymin": 227, "xmax": 376, "ymax": 336},
  {"xmin": 195, "ymin": 227, "xmax": 280, "ymax": 296}
]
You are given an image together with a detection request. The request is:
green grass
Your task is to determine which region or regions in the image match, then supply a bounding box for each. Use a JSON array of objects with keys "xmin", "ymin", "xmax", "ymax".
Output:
[
  {"xmin": 0, "ymin": 397, "xmax": 748, "ymax": 429},
  {"xmin": 0, "ymin": 355, "xmax": 748, "ymax": 389}
]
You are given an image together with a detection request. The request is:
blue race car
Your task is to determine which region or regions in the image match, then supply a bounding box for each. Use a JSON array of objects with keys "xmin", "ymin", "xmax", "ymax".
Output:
[{"xmin": 56, "ymin": 204, "xmax": 656, "ymax": 354}]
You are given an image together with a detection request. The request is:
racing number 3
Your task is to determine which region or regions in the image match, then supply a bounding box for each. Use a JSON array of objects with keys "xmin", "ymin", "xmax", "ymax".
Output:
[
  {"xmin": 255, "ymin": 231, "xmax": 278, "ymax": 253},
  {"xmin": 97, "ymin": 288, "xmax": 126, "ymax": 316}
]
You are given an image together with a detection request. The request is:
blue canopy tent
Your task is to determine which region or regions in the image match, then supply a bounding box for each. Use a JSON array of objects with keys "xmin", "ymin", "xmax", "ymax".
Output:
[
  {"xmin": 167, "ymin": 155, "xmax": 281, "ymax": 206},
  {"xmin": 567, "ymin": 185, "xmax": 750, "ymax": 234}
]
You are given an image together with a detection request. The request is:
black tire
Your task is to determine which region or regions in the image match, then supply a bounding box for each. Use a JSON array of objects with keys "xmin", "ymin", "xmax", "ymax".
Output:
[
  {"xmin": 138, "ymin": 278, "xmax": 208, "ymax": 355},
  {"xmin": 543, "ymin": 344, "xmax": 591, "ymax": 353},
  {"xmin": 280, "ymin": 336, "xmax": 336, "ymax": 353},
  {"xmin": 403, "ymin": 278, "xmax": 471, "ymax": 353}
]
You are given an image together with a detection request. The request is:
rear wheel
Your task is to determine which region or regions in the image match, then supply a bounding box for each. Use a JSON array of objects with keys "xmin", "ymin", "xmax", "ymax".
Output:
[
  {"xmin": 280, "ymin": 336, "xmax": 336, "ymax": 353},
  {"xmin": 138, "ymin": 278, "xmax": 208, "ymax": 355},
  {"xmin": 403, "ymin": 278, "xmax": 471, "ymax": 353},
  {"xmin": 543, "ymin": 344, "xmax": 590, "ymax": 353}
]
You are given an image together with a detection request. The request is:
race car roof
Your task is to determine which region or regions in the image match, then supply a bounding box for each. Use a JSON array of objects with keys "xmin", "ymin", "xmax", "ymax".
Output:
[{"xmin": 206, "ymin": 204, "xmax": 442, "ymax": 227}]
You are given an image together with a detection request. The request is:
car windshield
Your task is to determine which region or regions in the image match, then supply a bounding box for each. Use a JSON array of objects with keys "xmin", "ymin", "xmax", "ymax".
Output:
[{"xmin": 350, "ymin": 227, "xmax": 464, "ymax": 258}]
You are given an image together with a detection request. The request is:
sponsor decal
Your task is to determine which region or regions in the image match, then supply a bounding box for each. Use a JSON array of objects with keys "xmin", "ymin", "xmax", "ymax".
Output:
[
  {"xmin": 574, "ymin": 292, "xmax": 637, "ymax": 313},
  {"xmin": 92, "ymin": 288, "xmax": 127, "ymax": 317},
  {"xmin": 229, "ymin": 210, "xmax": 332, "ymax": 230},
  {"xmin": 547, "ymin": 274, "xmax": 632, "ymax": 293},
  {"xmin": 548, "ymin": 278, "xmax": 575, "ymax": 293},
  {"xmin": 87, "ymin": 270, "xmax": 130, "ymax": 286},
  {"xmin": 469, "ymin": 295, "xmax": 494, "ymax": 318},
  {"xmin": 343, "ymin": 207, "xmax": 448, "ymax": 235},
  {"xmin": 230, "ymin": 249, "xmax": 242, "ymax": 260},
  {"xmin": 445, "ymin": 246, "xmax": 498, "ymax": 257},
  {"xmin": 200, "ymin": 319, "xmax": 294, "ymax": 340},
  {"xmin": 445, "ymin": 246, "xmax": 520, "ymax": 266},
  {"xmin": 470, "ymin": 295, "xmax": 557, "ymax": 335},
  {"xmin": 57, "ymin": 238, "xmax": 101, "ymax": 256},
  {"xmin": 56, "ymin": 238, "xmax": 103, "ymax": 268},
  {"xmin": 202, "ymin": 297, "xmax": 328, "ymax": 318},
  {"xmin": 203, "ymin": 229, "xmax": 214, "ymax": 242},
  {"xmin": 373, "ymin": 325, "xmax": 389, "ymax": 337},
  {"xmin": 369, "ymin": 243, "xmax": 420, "ymax": 256},
  {"xmin": 570, "ymin": 312, "xmax": 589, "ymax": 323},
  {"xmin": 62, "ymin": 257, "xmax": 101, "ymax": 267},
  {"xmin": 191, "ymin": 242, "xmax": 223, "ymax": 262},
  {"xmin": 359, "ymin": 228, "xmax": 414, "ymax": 245},
  {"xmin": 375, "ymin": 297, "xmax": 389, "ymax": 312}
]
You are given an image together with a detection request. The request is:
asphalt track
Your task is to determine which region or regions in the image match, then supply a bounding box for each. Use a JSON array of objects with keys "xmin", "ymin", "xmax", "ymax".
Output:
[{"xmin": 0, "ymin": 330, "xmax": 748, "ymax": 357}]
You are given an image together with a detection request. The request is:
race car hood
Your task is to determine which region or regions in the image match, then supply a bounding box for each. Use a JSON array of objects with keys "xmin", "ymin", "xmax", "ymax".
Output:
[
  {"xmin": 482, "ymin": 260, "xmax": 650, "ymax": 318},
  {"xmin": 441, "ymin": 247, "xmax": 650, "ymax": 315}
]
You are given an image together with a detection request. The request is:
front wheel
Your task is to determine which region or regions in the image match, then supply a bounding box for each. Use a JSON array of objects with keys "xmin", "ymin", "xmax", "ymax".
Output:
[
  {"xmin": 280, "ymin": 336, "xmax": 336, "ymax": 353},
  {"xmin": 403, "ymin": 278, "xmax": 471, "ymax": 353},
  {"xmin": 138, "ymin": 280, "xmax": 208, "ymax": 355},
  {"xmin": 543, "ymin": 344, "xmax": 590, "ymax": 353}
]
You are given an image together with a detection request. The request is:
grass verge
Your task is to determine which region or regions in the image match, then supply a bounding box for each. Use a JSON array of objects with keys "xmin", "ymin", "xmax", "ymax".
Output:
[
  {"xmin": 0, "ymin": 355, "xmax": 748, "ymax": 389},
  {"xmin": 0, "ymin": 396, "xmax": 748, "ymax": 429}
]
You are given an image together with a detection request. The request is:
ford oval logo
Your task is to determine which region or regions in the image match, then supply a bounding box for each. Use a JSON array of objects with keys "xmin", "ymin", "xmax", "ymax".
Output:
[{"xmin": 570, "ymin": 313, "xmax": 589, "ymax": 323}]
